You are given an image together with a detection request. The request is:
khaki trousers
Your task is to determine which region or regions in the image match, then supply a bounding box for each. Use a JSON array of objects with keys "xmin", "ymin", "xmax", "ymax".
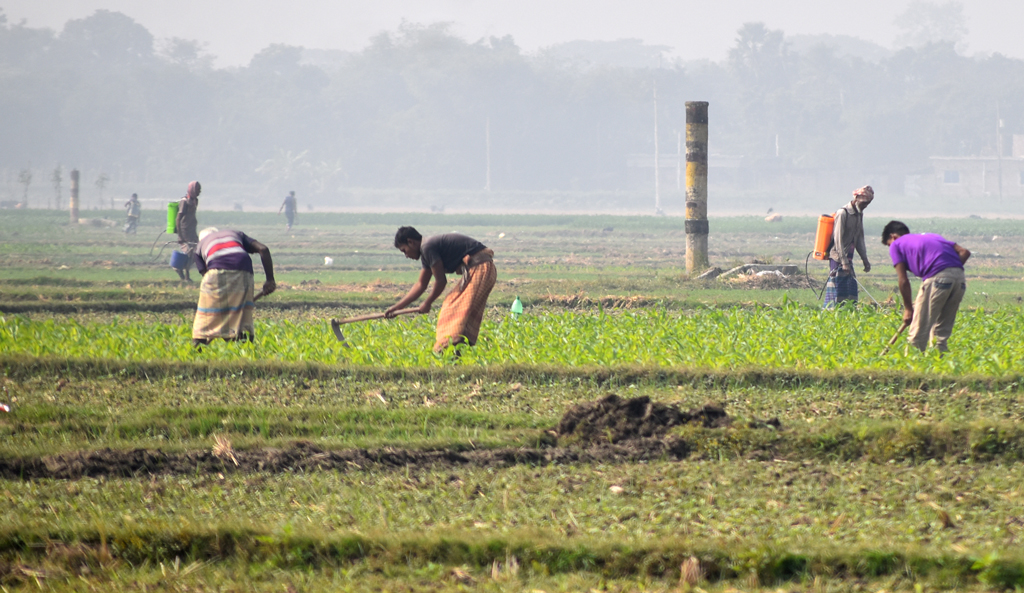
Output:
[{"xmin": 908, "ymin": 267, "xmax": 966, "ymax": 352}]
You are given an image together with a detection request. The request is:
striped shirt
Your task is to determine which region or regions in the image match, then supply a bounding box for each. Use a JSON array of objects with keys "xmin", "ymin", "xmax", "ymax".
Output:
[{"xmin": 194, "ymin": 230, "xmax": 256, "ymax": 275}]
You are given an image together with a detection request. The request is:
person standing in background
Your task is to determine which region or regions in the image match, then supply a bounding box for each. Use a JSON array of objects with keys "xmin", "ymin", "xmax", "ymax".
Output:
[
  {"xmin": 124, "ymin": 193, "xmax": 141, "ymax": 234},
  {"xmin": 175, "ymin": 181, "xmax": 201, "ymax": 282},
  {"xmin": 279, "ymin": 191, "xmax": 297, "ymax": 230}
]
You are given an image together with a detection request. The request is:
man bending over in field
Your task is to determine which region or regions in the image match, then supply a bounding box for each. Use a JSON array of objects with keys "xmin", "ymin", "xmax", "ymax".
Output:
[
  {"xmin": 387, "ymin": 226, "xmax": 496, "ymax": 352},
  {"xmin": 883, "ymin": 221, "xmax": 970, "ymax": 352},
  {"xmin": 191, "ymin": 227, "xmax": 276, "ymax": 346}
]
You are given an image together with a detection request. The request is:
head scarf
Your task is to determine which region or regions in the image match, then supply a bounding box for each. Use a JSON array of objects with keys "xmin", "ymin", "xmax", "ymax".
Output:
[
  {"xmin": 186, "ymin": 181, "xmax": 201, "ymax": 200},
  {"xmin": 852, "ymin": 185, "xmax": 874, "ymax": 201}
]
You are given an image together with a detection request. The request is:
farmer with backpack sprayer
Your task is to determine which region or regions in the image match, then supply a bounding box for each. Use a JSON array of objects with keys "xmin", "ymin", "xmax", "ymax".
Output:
[{"xmin": 823, "ymin": 185, "xmax": 874, "ymax": 308}]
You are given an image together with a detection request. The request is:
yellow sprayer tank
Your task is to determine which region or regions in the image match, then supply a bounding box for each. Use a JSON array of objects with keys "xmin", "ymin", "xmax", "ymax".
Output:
[{"xmin": 813, "ymin": 214, "xmax": 834, "ymax": 260}]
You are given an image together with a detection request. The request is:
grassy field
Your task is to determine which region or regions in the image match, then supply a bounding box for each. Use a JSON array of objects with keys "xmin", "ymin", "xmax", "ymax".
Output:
[
  {"xmin": 3, "ymin": 209, "xmax": 1023, "ymax": 312},
  {"xmin": 2, "ymin": 209, "xmax": 1024, "ymax": 591}
]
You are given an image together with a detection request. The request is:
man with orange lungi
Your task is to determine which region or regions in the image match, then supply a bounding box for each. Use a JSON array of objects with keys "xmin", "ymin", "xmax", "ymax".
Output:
[{"xmin": 386, "ymin": 226, "xmax": 496, "ymax": 352}]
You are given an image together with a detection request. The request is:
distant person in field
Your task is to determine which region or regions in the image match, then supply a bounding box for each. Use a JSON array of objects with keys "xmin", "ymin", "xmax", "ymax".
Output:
[
  {"xmin": 883, "ymin": 221, "xmax": 970, "ymax": 352},
  {"xmin": 279, "ymin": 191, "xmax": 297, "ymax": 230},
  {"xmin": 191, "ymin": 227, "xmax": 276, "ymax": 346},
  {"xmin": 175, "ymin": 181, "xmax": 202, "ymax": 281},
  {"xmin": 124, "ymin": 193, "xmax": 141, "ymax": 235},
  {"xmin": 824, "ymin": 185, "xmax": 874, "ymax": 308},
  {"xmin": 387, "ymin": 226, "xmax": 496, "ymax": 352}
]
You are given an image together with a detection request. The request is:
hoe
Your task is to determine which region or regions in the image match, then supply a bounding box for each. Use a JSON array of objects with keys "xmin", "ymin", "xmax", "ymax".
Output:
[{"xmin": 330, "ymin": 308, "xmax": 421, "ymax": 342}]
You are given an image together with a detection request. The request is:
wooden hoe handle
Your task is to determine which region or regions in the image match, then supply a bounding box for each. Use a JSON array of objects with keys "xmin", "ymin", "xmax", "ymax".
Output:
[
  {"xmin": 880, "ymin": 320, "xmax": 911, "ymax": 356},
  {"xmin": 332, "ymin": 308, "xmax": 421, "ymax": 325},
  {"xmin": 888, "ymin": 320, "xmax": 911, "ymax": 345}
]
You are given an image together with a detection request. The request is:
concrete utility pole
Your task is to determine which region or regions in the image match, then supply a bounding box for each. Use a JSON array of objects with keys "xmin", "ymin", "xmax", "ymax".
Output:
[
  {"xmin": 69, "ymin": 169, "xmax": 80, "ymax": 223},
  {"xmin": 685, "ymin": 101, "xmax": 709, "ymax": 274}
]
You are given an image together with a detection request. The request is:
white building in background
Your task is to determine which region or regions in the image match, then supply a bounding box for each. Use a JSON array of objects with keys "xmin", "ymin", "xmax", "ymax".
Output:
[
  {"xmin": 628, "ymin": 136, "xmax": 1024, "ymax": 204},
  {"xmin": 909, "ymin": 135, "xmax": 1024, "ymax": 200}
]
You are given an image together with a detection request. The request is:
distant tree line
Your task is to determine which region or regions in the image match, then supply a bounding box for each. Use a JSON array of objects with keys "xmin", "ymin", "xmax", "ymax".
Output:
[{"xmin": 1, "ymin": 6, "xmax": 1022, "ymax": 195}]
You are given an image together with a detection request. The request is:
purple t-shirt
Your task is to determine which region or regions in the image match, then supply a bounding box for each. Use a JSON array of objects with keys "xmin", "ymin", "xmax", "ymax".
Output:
[
  {"xmin": 194, "ymin": 230, "xmax": 257, "ymax": 275},
  {"xmin": 889, "ymin": 233, "xmax": 962, "ymax": 280}
]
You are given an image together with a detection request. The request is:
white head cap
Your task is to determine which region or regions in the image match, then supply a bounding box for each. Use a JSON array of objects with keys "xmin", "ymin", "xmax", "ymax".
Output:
[{"xmin": 198, "ymin": 227, "xmax": 219, "ymax": 242}]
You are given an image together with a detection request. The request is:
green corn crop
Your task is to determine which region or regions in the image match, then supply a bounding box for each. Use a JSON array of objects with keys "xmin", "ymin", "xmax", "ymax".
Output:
[{"xmin": 2, "ymin": 306, "xmax": 1022, "ymax": 376}]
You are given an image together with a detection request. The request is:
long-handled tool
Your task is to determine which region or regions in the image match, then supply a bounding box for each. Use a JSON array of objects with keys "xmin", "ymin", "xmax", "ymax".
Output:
[
  {"xmin": 880, "ymin": 320, "xmax": 910, "ymax": 356},
  {"xmin": 330, "ymin": 308, "xmax": 421, "ymax": 342}
]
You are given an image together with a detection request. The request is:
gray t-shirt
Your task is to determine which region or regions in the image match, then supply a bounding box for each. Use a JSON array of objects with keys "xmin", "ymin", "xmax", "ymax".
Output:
[{"xmin": 420, "ymin": 233, "xmax": 486, "ymax": 274}]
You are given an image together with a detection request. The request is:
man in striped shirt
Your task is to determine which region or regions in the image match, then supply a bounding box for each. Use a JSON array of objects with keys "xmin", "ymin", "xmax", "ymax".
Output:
[{"xmin": 191, "ymin": 227, "xmax": 276, "ymax": 345}]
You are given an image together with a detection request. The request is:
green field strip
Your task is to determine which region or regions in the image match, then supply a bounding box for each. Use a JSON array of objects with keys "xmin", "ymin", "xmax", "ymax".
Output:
[
  {"xmin": 5, "ymin": 306, "xmax": 1024, "ymax": 373},
  {"xmin": 8, "ymin": 461, "xmax": 1020, "ymax": 553},
  {"xmin": 0, "ymin": 514, "xmax": 1019, "ymax": 589},
  {"xmin": 4, "ymin": 355, "xmax": 1024, "ymax": 392},
  {"xmin": 678, "ymin": 421, "xmax": 1024, "ymax": 463},
  {"xmin": 0, "ymin": 298, "xmax": 393, "ymax": 314},
  {"xmin": 4, "ymin": 413, "xmax": 1024, "ymax": 464},
  {"xmin": 6, "ymin": 210, "xmax": 1024, "ymax": 235},
  {"xmin": 0, "ymin": 562, "xmax": 993, "ymax": 593},
  {"xmin": 2, "ymin": 527, "xmax": 1021, "ymax": 590},
  {"xmin": 6, "ymin": 373, "xmax": 1024, "ymax": 425},
  {"xmin": 0, "ymin": 404, "xmax": 545, "ymax": 457}
]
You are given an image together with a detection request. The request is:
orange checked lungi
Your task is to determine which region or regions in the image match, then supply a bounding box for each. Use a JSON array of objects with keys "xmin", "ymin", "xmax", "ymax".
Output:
[{"xmin": 433, "ymin": 249, "xmax": 496, "ymax": 352}]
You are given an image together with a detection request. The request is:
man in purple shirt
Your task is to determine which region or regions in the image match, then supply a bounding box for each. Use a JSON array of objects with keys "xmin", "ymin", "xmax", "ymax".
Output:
[{"xmin": 882, "ymin": 221, "xmax": 971, "ymax": 352}]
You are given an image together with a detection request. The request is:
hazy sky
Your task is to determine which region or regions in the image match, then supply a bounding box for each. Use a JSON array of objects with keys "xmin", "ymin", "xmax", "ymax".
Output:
[{"xmin": 5, "ymin": 0, "xmax": 1024, "ymax": 67}]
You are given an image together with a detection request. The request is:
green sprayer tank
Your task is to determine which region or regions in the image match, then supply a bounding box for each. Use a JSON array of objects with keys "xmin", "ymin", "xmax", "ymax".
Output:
[{"xmin": 166, "ymin": 201, "xmax": 178, "ymax": 234}]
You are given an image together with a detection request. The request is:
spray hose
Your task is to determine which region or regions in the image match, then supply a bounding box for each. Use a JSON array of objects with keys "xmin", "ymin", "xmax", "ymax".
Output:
[
  {"xmin": 804, "ymin": 251, "xmax": 836, "ymax": 301},
  {"xmin": 805, "ymin": 250, "xmax": 882, "ymax": 306}
]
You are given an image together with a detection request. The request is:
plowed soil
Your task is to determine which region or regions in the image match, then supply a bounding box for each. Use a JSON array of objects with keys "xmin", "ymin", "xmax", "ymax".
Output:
[
  {"xmin": 0, "ymin": 395, "xmax": 770, "ymax": 480},
  {"xmin": 0, "ymin": 439, "xmax": 694, "ymax": 480}
]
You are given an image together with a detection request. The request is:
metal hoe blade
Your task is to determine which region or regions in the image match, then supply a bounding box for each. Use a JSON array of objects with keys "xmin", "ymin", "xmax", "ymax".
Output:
[{"xmin": 331, "ymin": 319, "xmax": 346, "ymax": 342}]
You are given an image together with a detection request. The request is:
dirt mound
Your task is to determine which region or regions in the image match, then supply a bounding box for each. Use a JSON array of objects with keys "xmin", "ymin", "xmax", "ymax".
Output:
[{"xmin": 555, "ymin": 394, "xmax": 729, "ymax": 445}]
